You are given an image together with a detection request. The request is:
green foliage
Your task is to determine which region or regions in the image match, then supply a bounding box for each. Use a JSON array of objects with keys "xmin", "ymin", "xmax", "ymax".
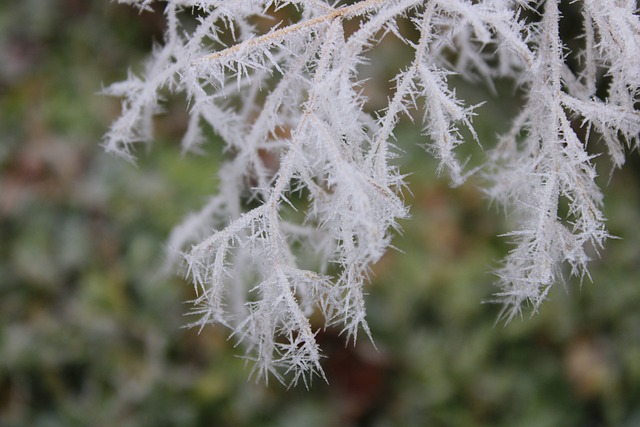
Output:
[{"xmin": 1, "ymin": 2, "xmax": 639, "ymax": 426}]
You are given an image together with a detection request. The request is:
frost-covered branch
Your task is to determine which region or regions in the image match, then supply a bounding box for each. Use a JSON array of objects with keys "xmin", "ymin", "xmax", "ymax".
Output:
[{"xmin": 105, "ymin": 0, "xmax": 640, "ymax": 383}]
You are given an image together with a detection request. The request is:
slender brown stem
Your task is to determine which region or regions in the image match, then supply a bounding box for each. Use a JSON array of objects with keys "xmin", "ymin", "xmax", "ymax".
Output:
[{"xmin": 196, "ymin": 0, "xmax": 388, "ymax": 63}]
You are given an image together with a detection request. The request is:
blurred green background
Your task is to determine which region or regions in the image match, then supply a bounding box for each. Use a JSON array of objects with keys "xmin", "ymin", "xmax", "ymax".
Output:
[{"xmin": 1, "ymin": 2, "xmax": 639, "ymax": 426}]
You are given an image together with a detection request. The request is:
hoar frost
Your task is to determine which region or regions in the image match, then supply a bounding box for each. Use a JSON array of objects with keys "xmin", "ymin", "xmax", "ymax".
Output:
[{"xmin": 105, "ymin": 0, "xmax": 640, "ymax": 385}]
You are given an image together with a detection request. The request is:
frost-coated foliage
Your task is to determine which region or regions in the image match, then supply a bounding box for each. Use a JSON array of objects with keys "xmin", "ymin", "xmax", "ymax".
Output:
[{"xmin": 104, "ymin": 0, "xmax": 640, "ymax": 385}]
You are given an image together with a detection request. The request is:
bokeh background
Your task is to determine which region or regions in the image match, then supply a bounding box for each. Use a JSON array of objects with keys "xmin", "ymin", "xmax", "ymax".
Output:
[{"xmin": 1, "ymin": 2, "xmax": 639, "ymax": 426}]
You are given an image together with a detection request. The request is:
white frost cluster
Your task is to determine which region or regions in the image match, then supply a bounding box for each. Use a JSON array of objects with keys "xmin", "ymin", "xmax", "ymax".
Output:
[{"xmin": 104, "ymin": 0, "xmax": 640, "ymax": 385}]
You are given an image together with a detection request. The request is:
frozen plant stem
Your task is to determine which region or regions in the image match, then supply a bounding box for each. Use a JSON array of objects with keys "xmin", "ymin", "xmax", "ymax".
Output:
[{"xmin": 104, "ymin": 0, "xmax": 640, "ymax": 385}]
